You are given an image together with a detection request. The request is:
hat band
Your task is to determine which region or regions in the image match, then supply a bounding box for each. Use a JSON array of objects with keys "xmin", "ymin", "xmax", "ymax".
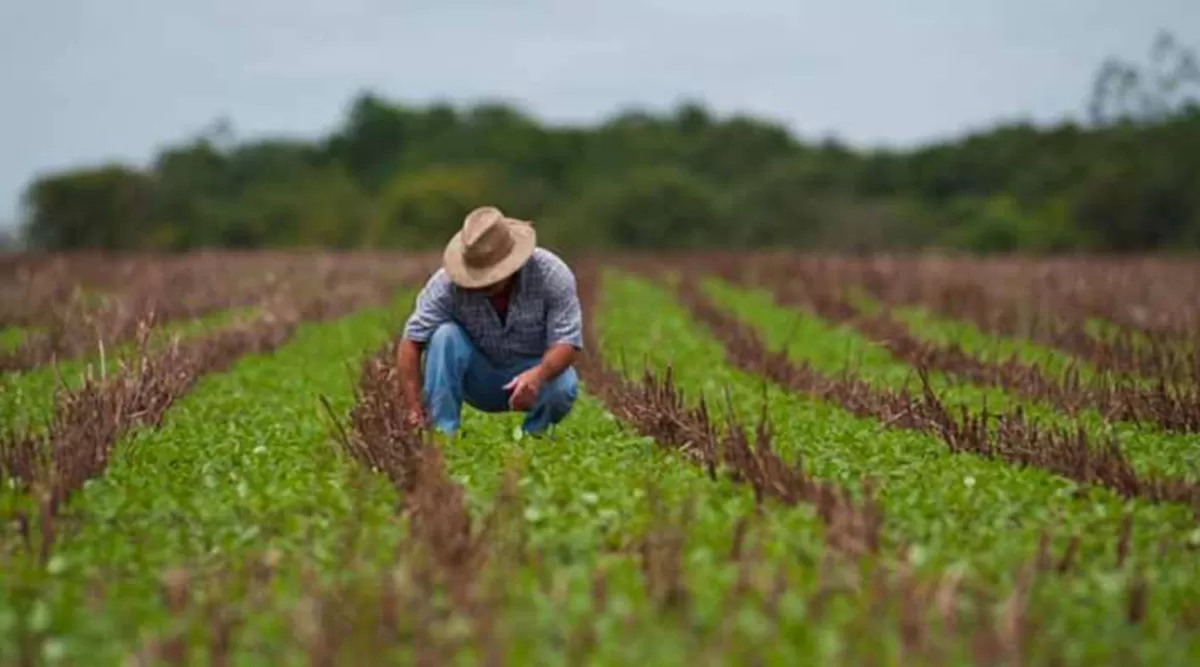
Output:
[{"xmin": 463, "ymin": 224, "xmax": 515, "ymax": 269}]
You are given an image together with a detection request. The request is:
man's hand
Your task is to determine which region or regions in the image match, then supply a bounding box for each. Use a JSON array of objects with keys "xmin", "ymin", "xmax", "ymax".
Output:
[
  {"xmin": 503, "ymin": 366, "xmax": 544, "ymax": 411},
  {"xmin": 403, "ymin": 404, "xmax": 426, "ymax": 430},
  {"xmin": 505, "ymin": 344, "xmax": 577, "ymax": 411}
]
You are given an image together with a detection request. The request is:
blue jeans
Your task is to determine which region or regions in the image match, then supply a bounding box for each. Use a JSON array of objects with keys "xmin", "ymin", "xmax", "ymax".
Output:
[{"xmin": 422, "ymin": 323, "xmax": 578, "ymax": 435}]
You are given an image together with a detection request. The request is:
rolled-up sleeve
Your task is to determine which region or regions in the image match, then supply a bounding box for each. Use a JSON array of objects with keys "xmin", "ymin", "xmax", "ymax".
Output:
[
  {"xmin": 403, "ymin": 270, "xmax": 454, "ymax": 343},
  {"xmin": 545, "ymin": 269, "xmax": 584, "ymax": 350}
]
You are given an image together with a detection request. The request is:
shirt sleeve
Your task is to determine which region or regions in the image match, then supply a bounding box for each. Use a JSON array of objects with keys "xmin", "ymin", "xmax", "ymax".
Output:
[
  {"xmin": 545, "ymin": 266, "xmax": 584, "ymax": 350},
  {"xmin": 402, "ymin": 270, "xmax": 454, "ymax": 343}
]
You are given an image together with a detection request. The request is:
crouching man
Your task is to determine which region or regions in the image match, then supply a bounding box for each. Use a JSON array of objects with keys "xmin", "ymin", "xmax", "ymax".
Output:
[{"xmin": 396, "ymin": 205, "xmax": 583, "ymax": 437}]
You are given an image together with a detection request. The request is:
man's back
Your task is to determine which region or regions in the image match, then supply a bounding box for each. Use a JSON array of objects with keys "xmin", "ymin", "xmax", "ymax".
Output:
[
  {"xmin": 403, "ymin": 247, "xmax": 584, "ymax": 367},
  {"xmin": 397, "ymin": 207, "xmax": 582, "ymax": 436}
]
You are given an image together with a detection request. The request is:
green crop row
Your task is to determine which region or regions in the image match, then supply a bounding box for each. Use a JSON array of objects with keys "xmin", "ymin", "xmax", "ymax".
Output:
[
  {"xmin": 435, "ymin": 396, "xmax": 845, "ymax": 665},
  {"xmin": 0, "ymin": 307, "xmax": 258, "ymax": 434},
  {"xmin": 891, "ymin": 299, "xmax": 1200, "ymax": 479},
  {"xmin": 702, "ymin": 277, "xmax": 1200, "ymax": 481},
  {"xmin": 2, "ymin": 294, "xmax": 952, "ymax": 665},
  {"xmin": 890, "ymin": 304, "xmax": 1099, "ymax": 383},
  {"xmin": 0, "ymin": 280, "xmax": 1025, "ymax": 665},
  {"xmin": 600, "ymin": 270, "xmax": 1199, "ymax": 663},
  {"xmin": 0, "ymin": 297, "xmax": 410, "ymax": 665},
  {"xmin": 4, "ymin": 268, "xmax": 1197, "ymax": 664},
  {"xmin": 317, "ymin": 302, "xmax": 1027, "ymax": 663}
]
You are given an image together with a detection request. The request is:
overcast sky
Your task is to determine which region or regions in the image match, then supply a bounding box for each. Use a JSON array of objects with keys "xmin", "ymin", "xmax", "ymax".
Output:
[{"xmin": 1, "ymin": 0, "xmax": 1197, "ymax": 230}]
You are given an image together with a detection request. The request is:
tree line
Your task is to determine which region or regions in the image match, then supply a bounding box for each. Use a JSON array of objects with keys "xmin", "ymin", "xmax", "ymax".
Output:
[{"xmin": 18, "ymin": 32, "xmax": 1200, "ymax": 253}]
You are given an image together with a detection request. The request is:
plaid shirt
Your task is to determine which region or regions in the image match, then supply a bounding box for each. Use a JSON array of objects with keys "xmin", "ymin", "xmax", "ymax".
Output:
[{"xmin": 402, "ymin": 248, "xmax": 584, "ymax": 367}]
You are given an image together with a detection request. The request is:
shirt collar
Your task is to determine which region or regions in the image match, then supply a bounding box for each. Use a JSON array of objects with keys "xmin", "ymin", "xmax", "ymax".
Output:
[{"xmin": 454, "ymin": 263, "xmax": 526, "ymax": 302}]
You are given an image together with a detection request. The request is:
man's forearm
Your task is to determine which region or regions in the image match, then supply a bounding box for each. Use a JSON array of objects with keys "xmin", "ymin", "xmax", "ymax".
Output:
[
  {"xmin": 396, "ymin": 338, "xmax": 425, "ymax": 410},
  {"xmin": 536, "ymin": 343, "xmax": 578, "ymax": 382}
]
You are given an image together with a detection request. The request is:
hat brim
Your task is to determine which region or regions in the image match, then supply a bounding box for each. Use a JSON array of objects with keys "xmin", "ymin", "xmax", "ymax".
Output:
[{"xmin": 443, "ymin": 220, "xmax": 536, "ymax": 289}]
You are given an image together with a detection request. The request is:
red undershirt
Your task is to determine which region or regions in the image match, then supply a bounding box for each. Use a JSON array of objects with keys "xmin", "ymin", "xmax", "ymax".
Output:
[{"xmin": 488, "ymin": 290, "xmax": 511, "ymax": 325}]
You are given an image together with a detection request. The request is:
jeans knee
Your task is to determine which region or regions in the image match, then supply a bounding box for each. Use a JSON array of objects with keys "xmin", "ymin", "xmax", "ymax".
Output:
[
  {"xmin": 423, "ymin": 323, "xmax": 472, "ymax": 381},
  {"xmin": 428, "ymin": 322, "xmax": 468, "ymax": 351}
]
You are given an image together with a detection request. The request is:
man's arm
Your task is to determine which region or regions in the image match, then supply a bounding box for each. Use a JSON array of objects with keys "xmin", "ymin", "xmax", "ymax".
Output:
[
  {"xmin": 395, "ymin": 338, "xmax": 426, "ymax": 419},
  {"xmin": 540, "ymin": 263, "xmax": 583, "ymax": 379},
  {"xmin": 396, "ymin": 271, "xmax": 454, "ymax": 424},
  {"xmin": 535, "ymin": 342, "xmax": 577, "ymax": 382}
]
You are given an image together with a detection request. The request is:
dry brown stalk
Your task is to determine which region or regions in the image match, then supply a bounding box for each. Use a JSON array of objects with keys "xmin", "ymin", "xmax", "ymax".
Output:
[{"xmin": 329, "ymin": 341, "xmax": 504, "ymax": 664}]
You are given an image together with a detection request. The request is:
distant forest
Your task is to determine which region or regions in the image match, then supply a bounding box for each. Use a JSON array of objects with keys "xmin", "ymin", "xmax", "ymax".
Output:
[{"xmin": 18, "ymin": 32, "xmax": 1200, "ymax": 253}]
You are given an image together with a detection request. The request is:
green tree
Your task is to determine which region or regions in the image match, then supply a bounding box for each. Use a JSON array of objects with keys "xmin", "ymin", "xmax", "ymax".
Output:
[
  {"xmin": 372, "ymin": 164, "xmax": 510, "ymax": 248},
  {"xmin": 22, "ymin": 165, "xmax": 153, "ymax": 250},
  {"xmin": 935, "ymin": 195, "xmax": 1087, "ymax": 253},
  {"xmin": 569, "ymin": 166, "xmax": 727, "ymax": 249},
  {"xmin": 728, "ymin": 157, "xmax": 825, "ymax": 247},
  {"xmin": 326, "ymin": 93, "xmax": 415, "ymax": 190},
  {"xmin": 211, "ymin": 164, "xmax": 372, "ymax": 249},
  {"xmin": 16, "ymin": 33, "xmax": 1200, "ymax": 255}
]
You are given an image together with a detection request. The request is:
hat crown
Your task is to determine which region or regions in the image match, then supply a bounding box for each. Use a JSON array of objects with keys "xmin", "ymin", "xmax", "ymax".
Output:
[
  {"xmin": 443, "ymin": 204, "xmax": 537, "ymax": 288},
  {"xmin": 461, "ymin": 206, "xmax": 515, "ymax": 269}
]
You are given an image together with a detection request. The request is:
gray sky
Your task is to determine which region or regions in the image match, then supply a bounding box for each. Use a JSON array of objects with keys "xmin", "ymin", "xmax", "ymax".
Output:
[{"xmin": 2, "ymin": 0, "xmax": 1197, "ymax": 231}]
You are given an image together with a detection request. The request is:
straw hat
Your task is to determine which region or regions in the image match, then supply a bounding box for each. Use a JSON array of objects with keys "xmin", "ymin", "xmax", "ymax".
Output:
[{"xmin": 443, "ymin": 206, "xmax": 537, "ymax": 288}]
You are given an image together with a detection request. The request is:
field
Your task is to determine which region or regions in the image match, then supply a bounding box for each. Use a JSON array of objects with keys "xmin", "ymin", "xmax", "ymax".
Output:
[{"xmin": 2, "ymin": 250, "xmax": 1199, "ymax": 666}]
